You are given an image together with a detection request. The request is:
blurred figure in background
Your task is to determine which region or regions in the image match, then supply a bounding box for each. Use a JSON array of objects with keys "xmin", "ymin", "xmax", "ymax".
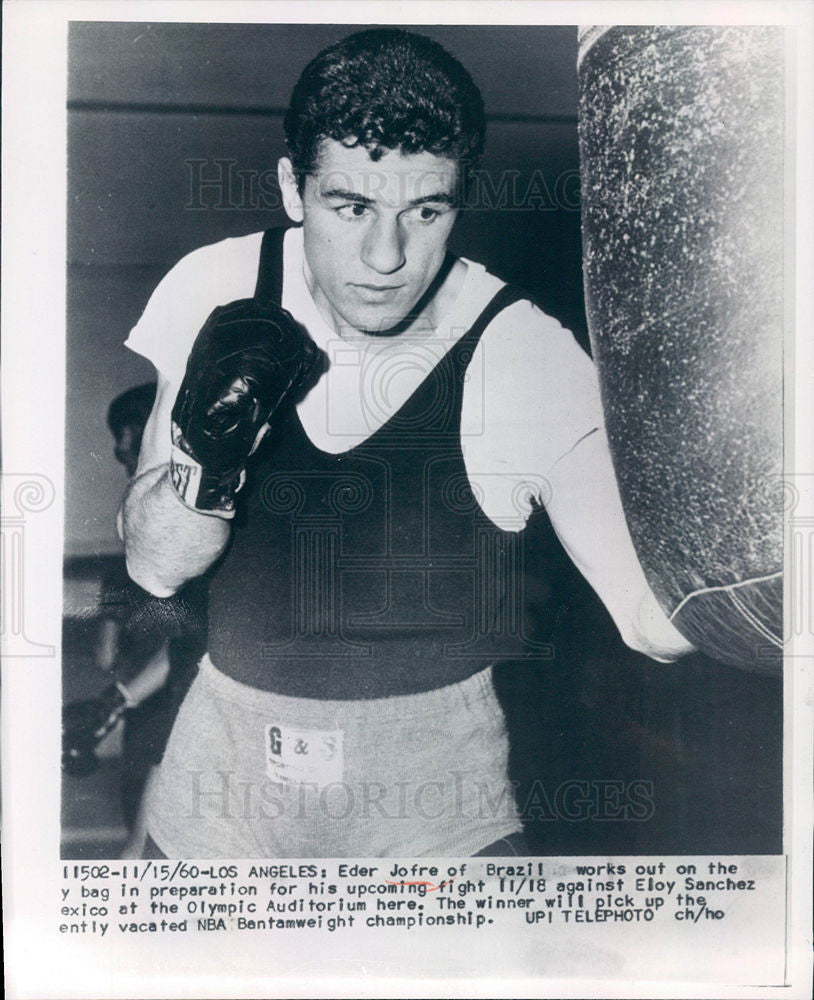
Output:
[{"xmin": 63, "ymin": 382, "xmax": 206, "ymax": 857}]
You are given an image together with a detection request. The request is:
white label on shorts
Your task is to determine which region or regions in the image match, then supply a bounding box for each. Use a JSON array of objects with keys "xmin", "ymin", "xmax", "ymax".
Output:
[{"xmin": 264, "ymin": 723, "xmax": 344, "ymax": 787}]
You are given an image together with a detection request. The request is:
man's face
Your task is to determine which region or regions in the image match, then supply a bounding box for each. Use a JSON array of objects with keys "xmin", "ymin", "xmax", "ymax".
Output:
[
  {"xmin": 280, "ymin": 139, "xmax": 460, "ymax": 335},
  {"xmin": 114, "ymin": 423, "xmax": 143, "ymax": 478}
]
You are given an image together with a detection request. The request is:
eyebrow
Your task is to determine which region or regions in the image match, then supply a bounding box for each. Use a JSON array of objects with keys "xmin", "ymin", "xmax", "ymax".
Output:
[{"xmin": 320, "ymin": 188, "xmax": 457, "ymax": 207}]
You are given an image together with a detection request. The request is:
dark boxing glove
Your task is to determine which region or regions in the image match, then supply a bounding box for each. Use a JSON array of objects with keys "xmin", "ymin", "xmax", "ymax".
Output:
[
  {"xmin": 62, "ymin": 682, "xmax": 133, "ymax": 776},
  {"xmin": 170, "ymin": 299, "xmax": 322, "ymax": 517}
]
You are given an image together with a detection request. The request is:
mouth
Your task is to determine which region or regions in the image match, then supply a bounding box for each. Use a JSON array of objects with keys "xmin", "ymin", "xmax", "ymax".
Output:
[{"xmin": 350, "ymin": 282, "xmax": 405, "ymax": 299}]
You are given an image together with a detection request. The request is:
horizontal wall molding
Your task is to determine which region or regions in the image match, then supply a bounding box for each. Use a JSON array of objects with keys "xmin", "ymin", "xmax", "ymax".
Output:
[{"xmin": 67, "ymin": 99, "xmax": 576, "ymax": 125}]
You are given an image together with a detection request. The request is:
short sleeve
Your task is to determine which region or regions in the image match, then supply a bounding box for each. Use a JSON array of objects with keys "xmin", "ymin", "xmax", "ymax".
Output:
[
  {"xmin": 461, "ymin": 298, "xmax": 605, "ymax": 529},
  {"xmin": 124, "ymin": 232, "xmax": 264, "ymax": 385},
  {"xmin": 516, "ymin": 301, "xmax": 605, "ymax": 473}
]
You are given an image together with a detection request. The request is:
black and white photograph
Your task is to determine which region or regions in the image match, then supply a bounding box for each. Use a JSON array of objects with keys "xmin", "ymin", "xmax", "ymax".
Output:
[
  {"xmin": 61, "ymin": 19, "xmax": 784, "ymax": 860},
  {"xmin": 3, "ymin": 2, "xmax": 812, "ymax": 998}
]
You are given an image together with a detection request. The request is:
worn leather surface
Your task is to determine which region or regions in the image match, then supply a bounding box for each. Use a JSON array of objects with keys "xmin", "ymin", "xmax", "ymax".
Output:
[{"xmin": 578, "ymin": 26, "xmax": 784, "ymax": 670}]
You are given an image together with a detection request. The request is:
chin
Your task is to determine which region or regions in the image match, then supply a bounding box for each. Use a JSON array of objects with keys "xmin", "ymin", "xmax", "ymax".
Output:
[{"xmin": 345, "ymin": 307, "xmax": 411, "ymax": 335}]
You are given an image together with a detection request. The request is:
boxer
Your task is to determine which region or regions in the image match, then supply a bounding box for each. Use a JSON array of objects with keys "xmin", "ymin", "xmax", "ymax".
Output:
[{"xmin": 120, "ymin": 29, "xmax": 694, "ymax": 859}]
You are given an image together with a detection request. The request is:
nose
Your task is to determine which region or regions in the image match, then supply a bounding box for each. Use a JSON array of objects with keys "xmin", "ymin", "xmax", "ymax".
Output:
[{"xmin": 360, "ymin": 216, "xmax": 406, "ymax": 275}]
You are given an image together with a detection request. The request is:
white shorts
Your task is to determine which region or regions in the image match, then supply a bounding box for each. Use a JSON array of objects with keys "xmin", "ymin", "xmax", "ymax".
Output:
[{"xmin": 147, "ymin": 654, "xmax": 523, "ymax": 858}]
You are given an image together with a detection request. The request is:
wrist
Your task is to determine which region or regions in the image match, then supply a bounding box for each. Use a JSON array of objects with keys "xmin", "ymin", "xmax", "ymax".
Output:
[{"xmin": 169, "ymin": 435, "xmax": 242, "ymax": 519}]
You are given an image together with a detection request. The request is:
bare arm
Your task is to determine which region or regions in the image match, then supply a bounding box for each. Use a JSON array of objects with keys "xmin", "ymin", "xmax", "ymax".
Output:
[
  {"xmin": 545, "ymin": 428, "xmax": 696, "ymax": 662},
  {"xmin": 93, "ymin": 618, "xmax": 121, "ymax": 672},
  {"xmin": 118, "ymin": 374, "xmax": 229, "ymax": 597},
  {"xmin": 119, "ymin": 642, "xmax": 172, "ymax": 704},
  {"xmin": 464, "ymin": 301, "xmax": 694, "ymax": 663}
]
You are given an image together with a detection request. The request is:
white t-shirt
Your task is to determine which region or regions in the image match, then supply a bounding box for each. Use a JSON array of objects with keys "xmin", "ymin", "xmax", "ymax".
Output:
[
  {"xmin": 125, "ymin": 226, "xmax": 604, "ymax": 532},
  {"xmin": 125, "ymin": 226, "xmax": 691, "ymax": 659}
]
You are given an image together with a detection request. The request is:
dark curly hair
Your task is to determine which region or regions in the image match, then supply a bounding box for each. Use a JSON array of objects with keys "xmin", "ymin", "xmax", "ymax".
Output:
[
  {"xmin": 284, "ymin": 29, "xmax": 485, "ymax": 196},
  {"xmin": 107, "ymin": 382, "xmax": 156, "ymax": 437}
]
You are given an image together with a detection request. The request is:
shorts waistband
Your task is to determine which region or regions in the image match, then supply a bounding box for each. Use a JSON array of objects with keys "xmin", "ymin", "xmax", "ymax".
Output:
[{"xmin": 197, "ymin": 652, "xmax": 498, "ymax": 723}]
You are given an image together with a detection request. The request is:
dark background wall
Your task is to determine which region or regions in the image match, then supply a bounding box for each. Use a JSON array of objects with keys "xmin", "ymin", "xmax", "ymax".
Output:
[{"xmin": 65, "ymin": 22, "xmax": 782, "ymax": 856}]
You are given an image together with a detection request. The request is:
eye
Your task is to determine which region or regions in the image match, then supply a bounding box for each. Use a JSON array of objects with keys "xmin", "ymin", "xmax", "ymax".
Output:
[
  {"xmin": 336, "ymin": 203, "xmax": 369, "ymax": 220},
  {"xmin": 407, "ymin": 205, "xmax": 444, "ymax": 225}
]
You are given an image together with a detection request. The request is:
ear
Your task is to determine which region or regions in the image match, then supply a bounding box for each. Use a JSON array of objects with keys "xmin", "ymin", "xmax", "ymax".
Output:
[{"xmin": 278, "ymin": 157, "xmax": 304, "ymax": 223}]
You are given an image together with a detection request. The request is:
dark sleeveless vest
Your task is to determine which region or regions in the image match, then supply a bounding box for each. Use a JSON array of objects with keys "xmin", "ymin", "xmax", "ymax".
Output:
[{"xmin": 206, "ymin": 228, "xmax": 551, "ymax": 699}]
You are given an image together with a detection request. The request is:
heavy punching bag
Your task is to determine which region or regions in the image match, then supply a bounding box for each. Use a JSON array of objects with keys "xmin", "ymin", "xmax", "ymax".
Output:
[{"xmin": 577, "ymin": 26, "xmax": 784, "ymax": 671}]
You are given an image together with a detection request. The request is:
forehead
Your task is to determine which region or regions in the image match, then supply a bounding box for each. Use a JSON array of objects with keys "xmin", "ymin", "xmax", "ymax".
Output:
[{"xmin": 309, "ymin": 138, "xmax": 459, "ymax": 206}]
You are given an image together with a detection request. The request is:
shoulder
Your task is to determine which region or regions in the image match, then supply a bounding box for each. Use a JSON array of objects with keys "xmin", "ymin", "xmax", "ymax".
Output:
[
  {"xmin": 455, "ymin": 260, "xmax": 594, "ymax": 373},
  {"xmin": 461, "ymin": 292, "xmax": 605, "ymax": 498},
  {"xmin": 149, "ymin": 230, "xmax": 265, "ymax": 296},
  {"xmin": 125, "ymin": 230, "xmax": 266, "ymax": 384},
  {"xmin": 484, "ymin": 296, "xmax": 593, "ymax": 367},
  {"xmin": 475, "ymin": 295, "xmax": 601, "ymax": 420}
]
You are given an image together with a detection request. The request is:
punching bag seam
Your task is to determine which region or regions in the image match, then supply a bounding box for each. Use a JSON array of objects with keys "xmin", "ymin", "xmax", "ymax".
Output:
[
  {"xmin": 726, "ymin": 591, "xmax": 783, "ymax": 647},
  {"xmin": 668, "ymin": 570, "xmax": 783, "ymax": 621}
]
